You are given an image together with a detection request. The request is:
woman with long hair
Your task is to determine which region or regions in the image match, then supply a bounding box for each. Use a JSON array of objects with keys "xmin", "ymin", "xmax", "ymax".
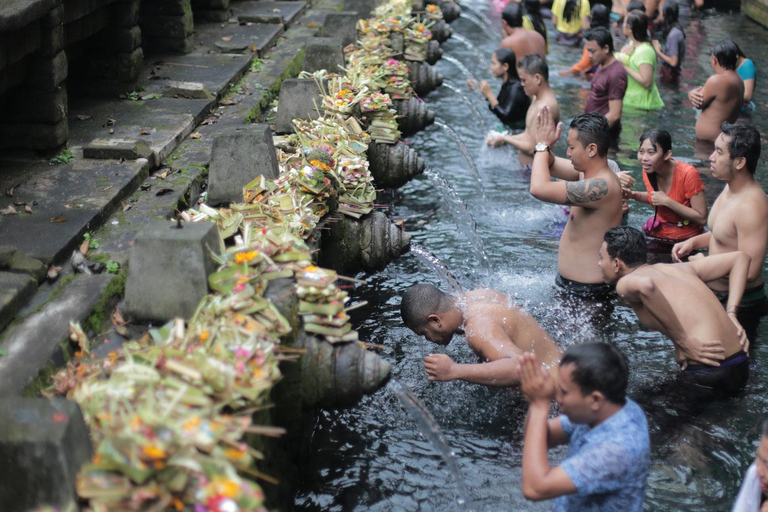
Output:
[
  {"xmin": 734, "ymin": 42, "xmax": 756, "ymax": 112},
  {"xmin": 653, "ymin": 1, "xmax": 686, "ymax": 83},
  {"xmin": 616, "ymin": 12, "xmax": 664, "ymax": 109},
  {"xmin": 551, "ymin": 0, "xmax": 591, "ymax": 46},
  {"xmin": 624, "ymin": 129, "xmax": 707, "ymax": 261},
  {"xmin": 467, "ymin": 48, "xmax": 530, "ymax": 127},
  {"xmin": 523, "ymin": 0, "xmax": 550, "ymax": 53}
]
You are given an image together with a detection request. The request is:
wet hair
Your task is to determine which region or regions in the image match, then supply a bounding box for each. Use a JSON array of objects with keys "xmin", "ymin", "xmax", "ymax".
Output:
[
  {"xmin": 569, "ymin": 112, "xmax": 610, "ymax": 157},
  {"xmin": 585, "ymin": 27, "xmax": 614, "ymax": 53},
  {"xmin": 712, "ymin": 40, "xmax": 739, "ymax": 71},
  {"xmin": 494, "ymin": 48, "xmax": 519, "ymax": 80},
  {"xmin": 604, "ymin": 226, "xmax": 648, "ymax": 267},
  {"xmin": 590, "ymin": 3, "xmax": 611, "ymax": 29},
  {"xmin": 720, "ymin": 122, "xmax": 761, "ymax": 175},
  {"xmin": 639, "ymin": 129, "xmax": 672, "ymax": 154},
  {"xmin": 563, "ymin": 0, "xmax": 582, "ymax": 23},
  {"xmin": 561, "ymin": 342, "xmax": 629, "ymax": 405},
  {"xmin": 626, "ymin": 12, "xmax": 650, "ymax": 42},
  {"xmin": 660, "ymin": 1, "xmax": 683, "ymax": 39},
  {"xmin": 517, "ymin": 53, "xmax": 549, "ymax": 82},
  {"xmin": 733, "ymin": 41, "xmax": 748, "ymax": 59},
  {"xmin": 502, "ymin": 3, "xmax": 524, "ymax": 28},
  {"xmin": 400, "ymin": 284, "xmax": 454, "ymax": 329},
  {"xmin": 626, "ymin": 0, "xmax": 646, "ymax": 12},
  {"xmin": 523, "ymin": 0, "xmax": 548, "ymax": 44}
]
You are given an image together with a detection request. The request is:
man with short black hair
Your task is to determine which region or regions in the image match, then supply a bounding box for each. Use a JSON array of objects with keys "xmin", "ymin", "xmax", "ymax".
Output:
[
  {"xmin": 518, "ymin": 342, "xmax": 650, "ymax": 510},
  {"xmin": 529, "ymin": 107, "xmax": 623, "ymax": 294},
  {"xmin": 732, "ymin": 419, "xmax": 768, "ymax": 511},
  {"xmin": 501, "ymin": 3, "xmax": 546, "ymax": 67},
  {"xmin": 601, "ymin": 226, "xmax": 752, "ymax": 394},
  {"xmin": 400, "ymin": 284, "xmax": 561, "ymax": 387},
  {"xmin": 688, "ymin": 40, "xmax": 745, "ymax": 141},
  {"xmin": 584, "ymin": 27, "xmax": 627, "ymax": 133},
  {"xmin": 673, "ymin": 123, "xmax": 768, "ymax": 341}
]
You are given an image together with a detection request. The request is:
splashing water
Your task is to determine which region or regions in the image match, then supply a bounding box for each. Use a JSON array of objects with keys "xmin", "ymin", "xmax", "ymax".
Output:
[
  {"xmin": 450, "ymin": 34, "xmax": 491, "ymax": 73},
  {"xmin": 442, "ymin": 54, "xmax": 477, "ymax": 85},
  {"xmin": 409, "ymin": 242, "xmax": 465, "ymax": 294},
  {"xmin": 459, "ymin": 11, "xmax": 500, "ymax": 41},
  {"xmin": 434, "ymin": 119, "xmax": 486, "ymax": 196},
  {"xmin": 387, "ymin": 379, "xmax": 475, "ymax": 511},
  {"xmin": 462, "ymin": 2, "xmax": 499, "ymax": 31},
  {"xmin": 442, "ymin": 80, "xmax": 490, "ymax": 134},
  {"xmin": 424, "ymin": 168, "xmax": 491, "ymax": 269}
]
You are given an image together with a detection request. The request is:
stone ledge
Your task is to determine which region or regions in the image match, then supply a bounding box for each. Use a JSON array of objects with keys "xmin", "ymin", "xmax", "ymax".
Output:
[
  {"xmin": 0, "ymin": 0, "xmax": 60, "ymax": 32},
  {"xmin": 0, "ymin": 272, "xmax": 37, "ymax": 333}
]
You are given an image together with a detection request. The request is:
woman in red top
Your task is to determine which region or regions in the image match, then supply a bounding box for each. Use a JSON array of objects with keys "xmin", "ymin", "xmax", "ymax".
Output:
[{"xmin": 625, "ymin": 129, "xmax": 708, "ymax": 262}]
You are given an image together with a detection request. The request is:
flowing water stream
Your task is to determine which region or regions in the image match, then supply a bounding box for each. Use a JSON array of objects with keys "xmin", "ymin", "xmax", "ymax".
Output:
[{"xmin": 295, "ymin": 4, "xmax": 768, "ymax": 511}]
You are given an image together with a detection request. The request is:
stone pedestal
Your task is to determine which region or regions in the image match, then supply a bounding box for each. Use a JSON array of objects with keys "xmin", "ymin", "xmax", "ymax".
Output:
[
  {"xmin": 192, "ymin": 0, "xmax": 232, "ymax": 22},
  {"xmin": 0, "ymin": 397, "xmax": 92, "ymax": 512},
  {"xmin": 207, "ymin": 125, "xmax": 280, "ymax": 205},
  {"xmin": 321, "ymin": 12, "xmax": 359, "ymax": 47},
  {"xmin": 274, "ymin": 78, "xmax": 325, "ymax": 134},
  {"xmin": 140, "ymin": 0, "xmax": 195, "ymax": 54},
  {"xmin": 124, "ymin": 222, "xmax": 222, "ymax": 322},
  {"xmin": 302, "ymin": 37, "xmax": 344, "ymax": 74}
]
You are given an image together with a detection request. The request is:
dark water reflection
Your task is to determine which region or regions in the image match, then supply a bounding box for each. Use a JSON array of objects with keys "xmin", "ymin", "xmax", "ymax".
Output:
[{"xmin": 295, "ymin": 3, "xmax": 768, "ymax": 511}]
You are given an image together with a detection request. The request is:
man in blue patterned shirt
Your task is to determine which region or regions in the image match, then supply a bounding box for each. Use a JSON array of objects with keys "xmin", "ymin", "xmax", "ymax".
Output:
[{"xmin": 518, "ymin": 342, "xmax": 650, "ymax": 510}]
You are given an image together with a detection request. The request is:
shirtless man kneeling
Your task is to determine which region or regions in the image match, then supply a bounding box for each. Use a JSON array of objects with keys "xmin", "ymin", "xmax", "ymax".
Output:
[
  {"xmin": 688, "ymin": 40, "xmax": 744, "ymax": 143},
  {"xmin": 400, "ymin": 284, "xmax": 562, "ymax": 387},
  {"xmin": 529, "ymin": 107, "xmax": 623, "ymax": 296},
  {"xmin": 600, "ymin": 226, "xmax": 751, "ymax": 396}
]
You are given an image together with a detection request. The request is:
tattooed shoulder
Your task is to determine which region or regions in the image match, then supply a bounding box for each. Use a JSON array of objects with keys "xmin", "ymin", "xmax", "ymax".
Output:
[{"xmin": 565, "ymin": 178, "xmax": 609, "ymax": 205}]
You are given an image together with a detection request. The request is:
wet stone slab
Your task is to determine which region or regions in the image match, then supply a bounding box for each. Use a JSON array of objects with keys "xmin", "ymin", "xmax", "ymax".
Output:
[
  {"xmin": 0, "ymin": 272, "xmax": 36, "ymax": 333},
  {"xmin": 0, "ymin": 158, "xmax": 150, "ymax": 264},
  {"xmin": 67, "ymin": 97, "xmax": 212, "ymax": 166},
  {"xmin": 139, "ymin": 53, "xmax": 253, "ymax": 99},
  {"xmin": 233, "ymin": 1, "xmax": 308, "ymax": 27},
  {"xmin": 194, "ymin": 21, "xmax": 284, "ymax": 56}
]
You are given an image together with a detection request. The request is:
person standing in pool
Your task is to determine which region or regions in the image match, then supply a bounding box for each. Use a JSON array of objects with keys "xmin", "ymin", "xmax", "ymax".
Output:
[
  {"xmin": 687, "ymin": 40, "xmax": 744, "ymax": 142},
  {"xmin": 501, "ymin": 3, "xmax": 547, "ymax": 68},
  {"xmin": 583, "ymin": 27, "xmax": 628, "ymax": 135},
  {"xmin": 600, "ymin": 226, "xmax": 751, "ymax": 396},
  {"xmin": 673, "ymin": 122, "xmax": 768, "ymax": 341},
  {"xmin": 467, "ymin": 48, "xmax": 530, "ymax": 128},
  {"xmin": 400, "ymin": 284, "xmax": 562, "ymax": 387},
  {"xmin": 518, "ymin": 342, "xmax": 650, "ymax": 510},
  {"xmin": 652, "ymin": 0, "xmax": 686, "ymax": 84},
  {"xmin": 529, "ymin": 108, "xmax": 623, "ymax": 296},
  {"xmin": 624, "ymin": 129, "xmax": 707, "ymax": 262}
]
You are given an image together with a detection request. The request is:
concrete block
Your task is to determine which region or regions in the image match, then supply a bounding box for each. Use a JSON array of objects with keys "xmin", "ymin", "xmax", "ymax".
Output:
[
  {"xmin": 93, "ymin": 25, "xmax": 142, "ymax": 53},
  {"xmin": 86, "ymin": 47, "xmax": 144, "ymax": 82},
  {"xmin": 124, "ymin": 222, "xmax": 222, "ymax": 322},
  {"xmin": 140, "ymin": 10, "xmax": 194, "ymax": 40},
  {"xmin": 83, "ymin": 138, "xmax": 152, "ymax": 160},
  {"xmin": 0, "ymin": 118, "xmax": 69, "ymax": 150},
  {"xmin": 194, "ymin": 8, "xmax": 230, "ymax": 22},
  {"xmin": 111, "ymin": 0, "xmax": 141, "ymax": 27},
  {"xmin": 40, "ymin": 5, "xmax": 64, "ymax": 29},
  {"xmin": 0, "ymin": 272, "xmax": 37, "ymax": 333},
  {"xmin": 342, "ymin": 0, "xmax": 380, "ymax": 18},
  {"xmin": 5, "ymin": 86, "xmax": 68, "ymax": 125},
  {"xmin": 0, "ymin": 246, "xmax": 16, "ymax": 267},
  {"xmin": 163, "ymin": 80, "xmax": 214, "ymax": 100},
  {"xmin": 26, "ymin": 50, "xmax": 69, "ymax": 90},
  {"xmin": 39, "ymin": 24, "xmax": 65, "ymax": 57},
  {"xmin": 0, "ymin": 397, "xmax": 92, "ymax": 512},
  {"xmin": 0, "ymin": 0, "xmax": 59, "ymax": 32},
  {"xmin": 140, "ymin": 0, "xmax": 192, "ymax": 16},
  {"xmin": 274, "ymin": 78, "xmax": 325, "ymax": 134},
  {"xmin": 5, "ymin": 252, "xmax": 47, "ymax": 282},
  {"xmin": 143, "ymin": 34, "xmax": 194, "ymax": 54},
  {"xmin": 302, "ymin": 37, "xmax": 344, "ymax": 74},
  {"xmin": 322, "ymin": 12, "xmax": 359, "ymax": 47},
  {"xmin": 63, "ymin": 0, "xmax": 92, "ymax": 24},
  {"xmin": 193, "ymin": 0, "xmax": 230, "ymax": 8},
  {"xmin": 207, "ymin": 125, "xmax": 280, "ymax": 205}
]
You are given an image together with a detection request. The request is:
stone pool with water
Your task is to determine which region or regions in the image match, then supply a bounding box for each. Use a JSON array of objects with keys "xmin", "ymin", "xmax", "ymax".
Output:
[{"xmin": 295, "ymin": 3, "xmax": 768, "ymax": 510}]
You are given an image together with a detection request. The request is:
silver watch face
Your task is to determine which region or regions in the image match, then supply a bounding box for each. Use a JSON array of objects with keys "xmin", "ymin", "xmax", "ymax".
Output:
[{"xmin": 535, "ymin": 143, "xmax": 548, "ymax": 152}]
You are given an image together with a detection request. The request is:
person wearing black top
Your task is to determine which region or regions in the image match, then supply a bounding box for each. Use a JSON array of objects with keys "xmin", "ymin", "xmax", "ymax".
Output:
[{"xmin": 467, "ymin": 48, "xmax": 530, "ymax": 127}]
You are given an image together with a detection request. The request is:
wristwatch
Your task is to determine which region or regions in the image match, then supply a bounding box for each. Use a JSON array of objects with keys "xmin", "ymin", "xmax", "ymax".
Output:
[{"xmin": 534, "ymin": 142, "xmax": 550, "ymax": 154}]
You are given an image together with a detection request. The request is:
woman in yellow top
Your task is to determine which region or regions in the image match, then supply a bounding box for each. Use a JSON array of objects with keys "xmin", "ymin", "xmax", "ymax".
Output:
[
  {"xmin": 523, "ymin": 0, "xmax": 550, "ymax": 53},
  {"xmin": 615, "ymin": 11, "xmax": 664, "ymax": 110},
  {"xmin": 551, "ymin": 0, "xmax": 590, "ymax": 46}
]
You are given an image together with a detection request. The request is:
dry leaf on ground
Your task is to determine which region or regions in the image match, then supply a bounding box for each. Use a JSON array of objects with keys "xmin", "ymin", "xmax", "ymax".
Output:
[{"xmin": 1, "ymin": 206, "xmax": 17, "ymax": 215}]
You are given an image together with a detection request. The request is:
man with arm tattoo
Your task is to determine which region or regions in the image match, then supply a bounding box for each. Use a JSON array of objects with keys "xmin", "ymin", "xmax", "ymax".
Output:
[{"xmin": 529, "ymin": 109, "xmax": 623, "ymax": 297}]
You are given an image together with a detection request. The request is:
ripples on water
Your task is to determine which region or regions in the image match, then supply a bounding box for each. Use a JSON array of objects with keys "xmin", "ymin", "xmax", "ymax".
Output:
[{"xmin": 295, "ymin": 3, "xmax": 768, "ymax": 511}]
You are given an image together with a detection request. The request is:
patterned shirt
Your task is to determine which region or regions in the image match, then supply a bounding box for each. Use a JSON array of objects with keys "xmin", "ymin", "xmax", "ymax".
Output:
[{"xmin": 554, "ymin": 399, "xmax": 650, "ymax": 512}]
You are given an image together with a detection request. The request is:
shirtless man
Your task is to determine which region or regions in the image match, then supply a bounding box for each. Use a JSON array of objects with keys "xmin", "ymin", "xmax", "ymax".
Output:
[
  {"xmin": 400, "ymin": 284, "xmax": 561, "ymax": 387},
  {"xmin": 673, "ymin": 123, "xmax": 768, "ymax": 337},
  {"xmin": 600, "ymin": 226, "xmax": 751, "ymax": 395},
  {"xmin": 688, "ymin": 40, "xmax": 744, "ymax": 142},
  {"xmin": 501, "ymin": 3, "xmax": 546, "ymax": 67},
  {"xmin": 529, "ymin": 107, "xmax": 623, "ymax": 292},
  {"xmin": 489, "ymin": 54, "xmax": 560, "ymax": 165}
]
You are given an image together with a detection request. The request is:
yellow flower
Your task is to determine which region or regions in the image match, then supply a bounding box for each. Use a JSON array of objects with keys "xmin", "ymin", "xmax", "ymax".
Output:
[
  {"xmin": 130, "ymin": 416, "xmax": 142, "ymax": 430},
  {"xmin": 141, "ymin": 445, "xmax": 166, "ymax": 461},
  {"xmin": 211, "ymin": 477, "xmax": 239, "ymax": 498},
  {"xmin": 225, "ymin": 448, "xmax": 246, "ymax": 461},
  {"xmin": 200, "ymin": 330, "xmax": 210, "ymax": 343},
  {"xmin": 234, "ymin": 250, "xmax": 259, "ymax": 264},
  {"xmin": 184, "ymin": 417, "xmax": 201, "ymax": 431}
]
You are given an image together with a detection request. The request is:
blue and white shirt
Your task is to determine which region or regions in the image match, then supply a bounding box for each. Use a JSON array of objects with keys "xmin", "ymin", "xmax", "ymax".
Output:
[{"xmin": 554, "ymin": 399, "xmax": 651, "ymax": 512}]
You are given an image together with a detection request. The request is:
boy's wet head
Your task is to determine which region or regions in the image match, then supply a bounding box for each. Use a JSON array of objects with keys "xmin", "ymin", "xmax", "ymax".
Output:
[{"xmin": 401, "ymin": 284, "xmax": 455, "ymax": 344}]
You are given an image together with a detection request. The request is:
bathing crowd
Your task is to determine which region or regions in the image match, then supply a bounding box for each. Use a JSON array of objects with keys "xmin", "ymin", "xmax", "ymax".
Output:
[{"xmin": 400, "ymin": 0, "xmax": 768, "ymax": 509}]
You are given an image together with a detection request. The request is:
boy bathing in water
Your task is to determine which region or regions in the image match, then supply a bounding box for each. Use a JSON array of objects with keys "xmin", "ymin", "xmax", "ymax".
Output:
[
  {"xmin": 600, "ymin": 227, "xmax": 751, "ymax": 396},
  {"xmin": 487, "ymin": 54, "xmax": 560, "ymax": 166},
  {"xmin": 400, "ymin": 284, "xmax": 562, "ymax": 387}
]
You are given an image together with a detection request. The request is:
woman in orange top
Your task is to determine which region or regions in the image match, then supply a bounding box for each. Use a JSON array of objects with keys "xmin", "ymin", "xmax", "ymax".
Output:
[{"xmin": 624, "ymin": 129, "xmax": 708, "ymax": 262}]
